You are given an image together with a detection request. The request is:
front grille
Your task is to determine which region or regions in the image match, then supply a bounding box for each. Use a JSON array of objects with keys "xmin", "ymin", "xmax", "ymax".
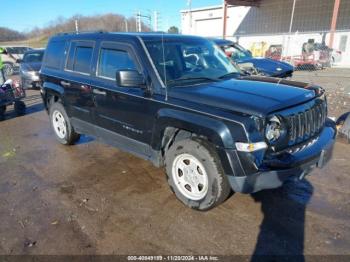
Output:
[{"xmin": 286, "ymin": 99, "xmax": 327, "ymax": 146}]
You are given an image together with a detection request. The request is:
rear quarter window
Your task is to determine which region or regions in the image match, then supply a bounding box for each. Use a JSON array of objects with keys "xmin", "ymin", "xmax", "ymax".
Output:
[
  {"xmin": 65, "ymin": 41, "xmax": 94, "ymax": 74},
  {"xmin": 44, "ymin": 40, "xmax": 66, "ymax": 69}
]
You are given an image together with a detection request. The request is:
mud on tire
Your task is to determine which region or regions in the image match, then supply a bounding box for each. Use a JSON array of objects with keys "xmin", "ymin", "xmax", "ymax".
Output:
[{"xmin": 165, "ymin": 138, "xmax": 231, "ymax": 211}]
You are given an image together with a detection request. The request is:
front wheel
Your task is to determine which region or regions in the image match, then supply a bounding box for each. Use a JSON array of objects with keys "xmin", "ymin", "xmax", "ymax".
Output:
[
  {"xmin": 165, "ymin": 138, "xmax": 231, "ymax": 211},
  {"xmin": 2, "ymin": 62, "xmax": 14, "ymax": 76},
  {"xmin": 49, "ymin": 102, "xmax": 80, "ymax": 145},
  {"xmin": 0, "ymin": 105, "xmax": 6, "ymax": 121},
  {"xmin": 14, "ymin": 101, "xmax": 26, "ymax": 116}
]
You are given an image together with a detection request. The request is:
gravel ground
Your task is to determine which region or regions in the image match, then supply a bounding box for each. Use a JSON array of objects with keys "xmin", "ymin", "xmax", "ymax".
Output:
[
  {"xmin": 0, "ymin": 69, "xmax": 349, "ymax": 259},
  {"xmin": 292, "ymin": 68, "xmax": 350, "ymax": 119}
]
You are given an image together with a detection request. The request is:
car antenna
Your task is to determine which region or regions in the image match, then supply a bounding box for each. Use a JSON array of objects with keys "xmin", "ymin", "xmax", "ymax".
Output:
[{"xmin": 161, "ymin": 31, "xmax": 168, "ymax": 101}]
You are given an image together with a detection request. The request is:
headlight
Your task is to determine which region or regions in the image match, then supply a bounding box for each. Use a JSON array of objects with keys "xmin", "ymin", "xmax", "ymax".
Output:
[
  {"xmin": 265, "ymin": 116, "xmax": 286, "ymax": 143},
  {"xmin": 21, "ymin": 69, "xmax": 36, "ymax": 77}
]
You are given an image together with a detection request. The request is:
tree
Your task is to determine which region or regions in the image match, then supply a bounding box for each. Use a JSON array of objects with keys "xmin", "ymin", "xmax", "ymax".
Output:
[{"xmin": 167, "ymin": 26, "xmax": 179, "ymax": 34}]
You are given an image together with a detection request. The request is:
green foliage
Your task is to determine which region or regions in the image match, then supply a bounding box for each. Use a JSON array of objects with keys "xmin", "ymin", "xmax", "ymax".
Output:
[{"xmin": 167, "ymin": 26, "xmax": 179, "ymax": 34}]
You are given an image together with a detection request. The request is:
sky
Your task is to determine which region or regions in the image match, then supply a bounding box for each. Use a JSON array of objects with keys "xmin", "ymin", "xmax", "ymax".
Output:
[{"xmin": 0, "ymin": 0, "xmax": 221, "ymax": 32}]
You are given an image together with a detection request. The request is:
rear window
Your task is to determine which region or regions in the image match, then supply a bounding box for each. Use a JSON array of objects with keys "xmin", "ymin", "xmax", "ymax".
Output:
[{"xmin": 44, "ymin": 40, "xmax": 66, "ymax": 69}]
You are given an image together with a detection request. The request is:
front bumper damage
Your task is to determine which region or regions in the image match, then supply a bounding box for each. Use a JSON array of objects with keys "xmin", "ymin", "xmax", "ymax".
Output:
[{"xmin": 226, "ymin": 121, "xmax": 336, "ymax": 194}]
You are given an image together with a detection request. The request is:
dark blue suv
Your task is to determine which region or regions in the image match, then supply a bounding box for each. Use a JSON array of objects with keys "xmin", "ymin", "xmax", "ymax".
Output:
[{"xmin": 40, "ymin": 32, "xmax": 335, "ymax": 210}]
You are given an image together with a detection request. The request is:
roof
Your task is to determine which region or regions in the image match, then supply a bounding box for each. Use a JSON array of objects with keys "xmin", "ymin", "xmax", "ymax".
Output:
[
  {"xmin": 235, "ymin": 0, "xmax": 350, "ymax": 36},
  {"xmin": 225, "ymin": 0, "xmax": 261, "ymax": 6},
  {"xmin": 180, "ymin": 5, "xmax": 223, "ymax": 13},
  {"xmin": 50, "ymin": 32, "xmax": 207, "ymax": 42},
  {"xmin": 24, "ymin": 49, "xmax": 45, "ymax": 54},
  {"xmin": 209, "ymin": 38, "xmax": 234, "ymax": 46}
]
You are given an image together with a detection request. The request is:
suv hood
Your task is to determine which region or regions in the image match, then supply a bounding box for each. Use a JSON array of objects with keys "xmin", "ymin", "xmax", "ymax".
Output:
[
  {"xmin": 238, "ymin": 57, "xmax": 293, "ymax": 76},
  {"xmin": 169, "ymin": 76, "xmax": 316, "ymax": 117},
  {"xmin": 20, "ymin": 62, "xmax": 42, "ymax": 72}
]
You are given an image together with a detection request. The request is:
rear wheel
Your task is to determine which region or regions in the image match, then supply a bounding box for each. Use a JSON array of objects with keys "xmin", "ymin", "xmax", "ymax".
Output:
[
  {"xmin": 0, "ymin": 105, "xmax": 6, "ymax": 121},
  {"xmin": 165, "ymin": 138, "xmax": 231, "ymax": 211},
  {"xmin": 2, "ymin": 62, "xmax": 14, "ymax": 76},
  {"xmin": 49, "ymin": 102, "xmax": 80, "ymax": 145},
  {"xmin": 14, "ymin": 101, "xmax": 26, "ymax": 116}
]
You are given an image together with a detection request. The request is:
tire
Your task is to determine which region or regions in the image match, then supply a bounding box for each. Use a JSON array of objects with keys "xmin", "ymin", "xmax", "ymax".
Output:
[
  {"xmin": 165, "ymin": 138, "xmax": 231, "ymax": 211},
  {"xmin": 49, "ymin": 102, "xmax": 80, "ymax": 145},
  {"xmin": 14, "ymin": 101, "xmax": 26, "ymax": 116},
  {"xmin": 2, "ymin": 62, "xmax": 14, "ymax": 76},
  {"xmin": 0, "ymin": 105, "xmax": 6, "ymax": 121}
]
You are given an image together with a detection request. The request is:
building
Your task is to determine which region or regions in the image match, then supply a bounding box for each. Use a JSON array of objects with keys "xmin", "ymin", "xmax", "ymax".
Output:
[{"xmin": 180, "ymin": 0, "xmax": 350, "ymax": 66}]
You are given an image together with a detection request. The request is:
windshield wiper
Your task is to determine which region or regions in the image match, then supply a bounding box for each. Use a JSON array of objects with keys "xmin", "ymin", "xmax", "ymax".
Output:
[
  {"xmin": 218, "ymin": 72, "xmax": 240, "ymax": 79},
  {"xmin": 166, "ymin": 76, "xmax": 219, "ymax": 86}
]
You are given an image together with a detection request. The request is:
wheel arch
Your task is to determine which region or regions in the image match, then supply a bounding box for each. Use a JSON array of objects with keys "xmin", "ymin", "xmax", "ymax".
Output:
[
  {"xmin": 152, "ymin": 108, "xmax": 235, "ymax": 152},
  {"xmin": 42, "ymin": 82, "xmax": 65, "ymax": 111}
]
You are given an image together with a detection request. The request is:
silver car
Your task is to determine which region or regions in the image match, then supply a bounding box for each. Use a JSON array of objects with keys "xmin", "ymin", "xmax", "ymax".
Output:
[{"xmin": 19, "ymin": 49, "xmax": 44, "ymax": 89}]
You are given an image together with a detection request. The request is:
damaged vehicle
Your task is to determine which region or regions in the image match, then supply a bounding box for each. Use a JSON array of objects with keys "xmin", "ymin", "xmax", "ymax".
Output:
[
  {"xmin": 40, "ymin": 33, "xmax": 335, "ymax": 210},
  {"xmin": 213, "ymin": 38, "xmax": 294, "ymax": 78}
]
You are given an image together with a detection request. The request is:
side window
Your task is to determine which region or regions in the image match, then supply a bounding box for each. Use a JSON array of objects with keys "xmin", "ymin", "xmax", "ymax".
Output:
[
  {"xmin": 98, "ymin": 48, "xmax": 137, "ymax": 79},
  {"xmin": 44, "ymin": 40, "xmax": 66, "ymax": 69},
  {"xmin": 74, "ymin": 46, "xmax": 93, "ymax": 73},
  {"xmin": 66, "ymin": 42, "xmax": 93, "ymax": 74}
]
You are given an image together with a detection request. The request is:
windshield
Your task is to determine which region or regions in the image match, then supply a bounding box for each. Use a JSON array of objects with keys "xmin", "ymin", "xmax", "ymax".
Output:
[
  {"xmin": 144, "ymin": 37, "xmax": 239, "ymax": 86},
  {"xmin": 23, "ymin": 51, "xmax": 44, "ymax": 63},
  {"xmin": 222, "ymin": 44, "xmax": 252, "ymax": 61},
  {"xmin": 6, "ymin": 47, "xmax": 31, "ymax": 54}
]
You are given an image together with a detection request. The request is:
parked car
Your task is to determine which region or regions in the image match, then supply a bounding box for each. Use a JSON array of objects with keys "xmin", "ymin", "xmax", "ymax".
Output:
[
  {"xmin": 40, "ymin": 32, "xmax": 335, "ymax": 210},
  {"xmin": 0, "ymin": 46, "xmax": 33, "ymax": 76},
  {"xmin": 213, "ymin": 39, "xmax": 294, "ymax": 78},
  {"xmin": 19, "ymin": 49, "xmax": 44, "ymax": 89}
]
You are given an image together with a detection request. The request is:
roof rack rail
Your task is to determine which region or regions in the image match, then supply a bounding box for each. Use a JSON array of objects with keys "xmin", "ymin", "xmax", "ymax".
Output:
[{"xmin": 56, "ymin": 30, "xmax": 108, "ymax": 36}]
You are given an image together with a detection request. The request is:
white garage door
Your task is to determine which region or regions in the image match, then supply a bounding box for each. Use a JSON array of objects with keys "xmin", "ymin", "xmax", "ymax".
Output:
[{"xmin": 195, "ymin": 18, "xmax": 222, "ymax": 37}]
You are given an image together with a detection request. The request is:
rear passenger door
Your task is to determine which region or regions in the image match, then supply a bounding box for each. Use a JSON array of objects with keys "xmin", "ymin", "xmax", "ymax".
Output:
[
  {"xmin": 64, "ymin": 41, "xmax": 96, "ymax": 129},
  {"xmin": 90, "ymin": 42, "xmax": 153, "ymax": 149}
]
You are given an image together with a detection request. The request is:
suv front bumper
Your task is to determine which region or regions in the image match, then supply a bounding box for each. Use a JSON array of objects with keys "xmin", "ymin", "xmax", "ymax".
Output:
[{"xmin": 226, "ymin": 122, "xmax": 336, "ymax": 194}]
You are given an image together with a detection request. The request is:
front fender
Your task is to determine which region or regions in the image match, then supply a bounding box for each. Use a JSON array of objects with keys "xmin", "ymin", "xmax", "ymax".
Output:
[{"xmin": 151, "ymin": 108, "xmax": 235, "ymax": 150}]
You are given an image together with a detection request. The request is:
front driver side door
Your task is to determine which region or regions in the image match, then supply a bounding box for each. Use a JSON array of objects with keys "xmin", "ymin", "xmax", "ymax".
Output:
[{"xmin": 90, "ymin": 41, "xmax": 154, "ymax": 156}]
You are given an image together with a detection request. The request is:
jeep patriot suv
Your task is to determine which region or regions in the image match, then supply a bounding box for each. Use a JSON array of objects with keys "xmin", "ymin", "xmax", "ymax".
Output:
[{"xmin": 40, "ymin": 32, "xmax": 336, "ymax": 210}]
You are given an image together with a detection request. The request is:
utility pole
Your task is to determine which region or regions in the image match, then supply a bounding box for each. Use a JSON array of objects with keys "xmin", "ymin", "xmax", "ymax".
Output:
[
  {"xmin": 285, "ymin": 0, "xmax": 296, "ymax": 57},
  {"xmin": 222, "ymin": 0, "xmax": 228, "ymax": 39},
  {"xmin": 138, "ymin": 11, "xmax": 142, "ymax": 32},
  {"xmin": 187, "ymin": 0, "xmax": 192, "ymax": 33},
  {"xmin": 329, "ymin": 0, "xmax": 341, "ymax": 48},
  {"xmin": 135, "ymin": 12, "xmax": 138, "ymax": 32},
  {"xmin": 136, "ymin": 11, "xmax": 152, "ymax": 32},
  {"xmin": 75, "ymin": 19, "xmax": 79, "ymax": 33},
  {"xmin": 153, "ymin": 11, "xmax": 159, "ymax": 32},
  {"xmin": 124, "ymin": 19, "xmax": 128, "ymax": 32}
]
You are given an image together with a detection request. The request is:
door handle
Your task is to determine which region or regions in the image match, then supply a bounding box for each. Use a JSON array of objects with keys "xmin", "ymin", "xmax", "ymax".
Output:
[
  {"xmin": 80, "ymin": 84, "xmax": 91, "ymax": 93},
  {"xmin": 92, "ymin": 89, "xmax": 107, "ymax": 96},
  {"xmin": 60, "ymin": 81, "xmax": 71, "ymax": 87}
]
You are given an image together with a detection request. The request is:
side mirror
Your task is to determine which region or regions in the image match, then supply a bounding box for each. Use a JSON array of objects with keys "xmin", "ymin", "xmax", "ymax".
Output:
[{"xmin": 116, "ymin": 70, "xmax": 145, "ymax": 88}]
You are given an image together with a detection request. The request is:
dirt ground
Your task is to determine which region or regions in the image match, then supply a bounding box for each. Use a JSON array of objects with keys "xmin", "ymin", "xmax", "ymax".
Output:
[{"xmin": 0, "ymin": 68, "xmax": 349, "ymax": 258}]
